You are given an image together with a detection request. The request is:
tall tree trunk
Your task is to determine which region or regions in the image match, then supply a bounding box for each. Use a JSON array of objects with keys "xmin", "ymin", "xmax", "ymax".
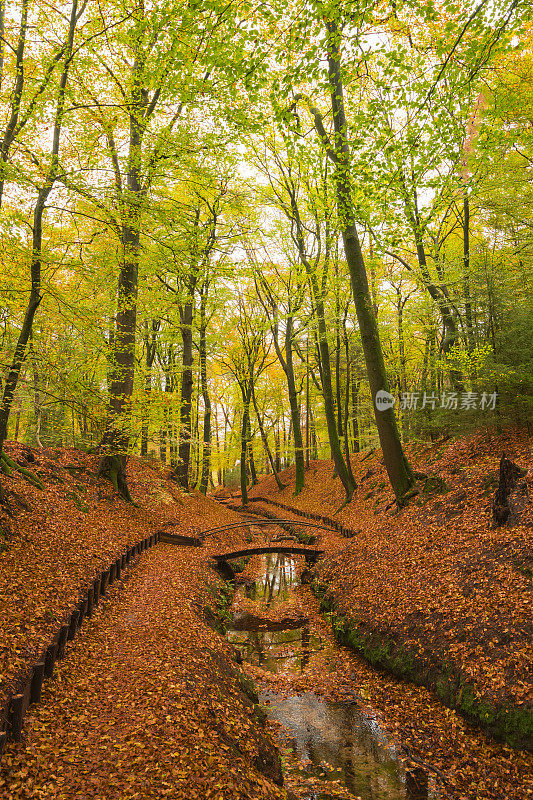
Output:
[
  {"xmin": 240, "ymin": 387, "xmax": 252, "ymax": 505},
  {"xmin": 252, "ymin": 385, "xmax": 285, "ymax": 490},
  {"xmin": 247, "ymin": 414, "xmax": 258, "ymax": 485},
  {"xmin": 98, "ymin": 20, "xmax": 146, "ymax": 500},
  {"xmin": 176, "ymin": 288, "xmax": 195, "ymax": 490},
  {"xmin": 302, "ymin": 16, "xmax": 414, "ymax": 502},
  {"xmin": 305, "ymin": 340, "xmax": 310, "ymax": 469},
  {"xmin": 198, "ymin": 288, "xmax": 211, "ymax": 495},
  {"xmin": 463, "ymin": 194, "xmax": 475, "ymax": 354},
  {"xmin": 285, "ymin": 187, "xmax": 355, "ymax": 499},
  {"xmin": 140, "ymin": 318, "xmax": 159, "ymax": 457},
  {"xmin": 274, "ymin": 422, "xmax": 281, "ymax": 472},
  {"xmin": 0, "ymin": 0, "xmax": 78, "ymax": 461}
]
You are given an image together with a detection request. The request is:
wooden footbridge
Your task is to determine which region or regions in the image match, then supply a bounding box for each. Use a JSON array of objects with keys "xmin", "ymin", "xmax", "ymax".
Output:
[
  {"xmin": 201, "ymin": 519, "xmax": 335, "ymax": 540},
  {"xmin": 212, "ymin": 544, "xmax": 324, "ymax": 578}
]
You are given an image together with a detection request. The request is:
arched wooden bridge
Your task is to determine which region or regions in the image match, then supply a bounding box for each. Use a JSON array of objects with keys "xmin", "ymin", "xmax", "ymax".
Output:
[
  {"xmin": 201, "ymin": 519, "xmax": 335, "ymax": 539},
  {"xmin": 212, "ymin": 545, "xmax": 324, "ymax": 578}
]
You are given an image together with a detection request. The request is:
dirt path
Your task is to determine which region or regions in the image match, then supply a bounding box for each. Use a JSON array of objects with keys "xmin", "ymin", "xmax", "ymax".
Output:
[{"xmin": 0, "ymin": 545, "xmax": 283, "ymax": 800}]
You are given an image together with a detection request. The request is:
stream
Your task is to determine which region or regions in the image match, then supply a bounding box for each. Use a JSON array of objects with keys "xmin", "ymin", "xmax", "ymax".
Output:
[{"xmin": 226, "ymin": 551, "xmax": 439, "ymax": 800}]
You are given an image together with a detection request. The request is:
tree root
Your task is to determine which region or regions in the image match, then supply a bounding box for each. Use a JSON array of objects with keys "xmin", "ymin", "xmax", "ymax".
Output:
[
  {"xmin": 96, "ymin": 454, "xmax": 137, "ymax": 505},
  {"xmin": 0, "ymin": 452, "xmax": 43, "ymax": 489},
  {"xmin": 334, "ymin": 493, "xmax": 354, "ymax": 515}
]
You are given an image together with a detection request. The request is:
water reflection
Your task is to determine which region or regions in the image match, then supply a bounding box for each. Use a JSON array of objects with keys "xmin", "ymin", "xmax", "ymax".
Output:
[
  {"xmin": 261, "ymin": 691, "xmax": 436, "ymax": 800},
  {"xmin": 226, "ymin": 549, "xmax": 436, "ymax": 799},
  {"xmin": 227, "ymin": 625, "xmax": 323, "ymax": 673},
  {"xmin": 244, "ymin": 553, "xmax": 297, "ymax": 605}
]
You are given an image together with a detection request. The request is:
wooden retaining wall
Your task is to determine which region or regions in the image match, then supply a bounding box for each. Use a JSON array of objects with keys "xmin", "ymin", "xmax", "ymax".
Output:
[
  {"xmin": 0, "ymin": 531, "xmax": 161, "ymax": 764},
  {"xmin": 244, "ymin": 497, "xmax": 360, "ymax": 539}
]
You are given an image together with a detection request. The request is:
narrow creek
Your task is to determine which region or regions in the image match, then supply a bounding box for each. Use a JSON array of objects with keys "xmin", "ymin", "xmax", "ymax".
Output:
[{"xmin": 225, "ymin": 545, "xmax": 439, "ymax": 800}]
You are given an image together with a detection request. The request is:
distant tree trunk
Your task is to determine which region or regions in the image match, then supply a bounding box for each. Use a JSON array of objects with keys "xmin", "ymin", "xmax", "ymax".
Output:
[
  {"xmin": 351, "ymin": 373, "xmax": 360, "ymax": 453},
  {"xmin": 252, "ymin": 385, "xmax": 285, "ymax": 490},
  {"xmin": 463, "ymin": 194, "xmax": 475, "ymax": 354},
  {"xmin": 305, "ymin": 349, "xmax": 310, "ymax": 469},
  {"xmin": 140, "ymin": 319, "xmax": 159, "ymax": 457},
  {"xmin": 176, "ymin": 280, "xmax": 196, "ymax": 490},
  {"xmin": 274, "ymin": 423, "xmax": 281, "ymax": 472},
  {"xmin": 286, "ymin": 186, "xmax": 355, "ymax": 499},
  {"xmin": 268, "ymin": 311, "xmax": 305, "ymax": 492},
  {"xmin": 343, "ymin": 334, "xmax": 356, "ymax": 486},
  {"xmin": 198, "ymin": 285, "xmax": 211, "ymax": 495},
  {"xmin": 247, "ymin": 414, "xmax": 258, "ymax": 485},
  {"xmin": 240, "ymin": 385, "xmax": 252, "ymax": 504}
]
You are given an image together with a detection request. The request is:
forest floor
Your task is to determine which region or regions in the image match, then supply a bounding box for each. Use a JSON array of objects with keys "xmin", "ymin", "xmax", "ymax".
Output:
[
  {"xmin": 0, "ymin": 428, "xmax": 531, "ymax": 800},
  {"xmin": 0, "ymin": 444, "xmax": 284, "ymax": 799},
  {"xmin": 244, "ymin": 426, "xmax": 533, "ymax": 797}
]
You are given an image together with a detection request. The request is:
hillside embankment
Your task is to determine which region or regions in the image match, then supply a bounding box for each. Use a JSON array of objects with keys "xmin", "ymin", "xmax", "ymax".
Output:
[
  {"xmin": 248, "ymin": 427, "xmax": 532, "ymax": 752},
  {"xmin": 0, "ymin": 443, "xmax": 284, "ymax": 799}
]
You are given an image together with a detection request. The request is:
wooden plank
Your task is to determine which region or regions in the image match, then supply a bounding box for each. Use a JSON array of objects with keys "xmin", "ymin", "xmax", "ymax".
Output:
[
  {"xmin": 100, "ymin": 569, "xmax": 109, "ymax": 596},
  {"xmin": 30, "ymin": 662, "xmax": 45, "ymax": 704},
  {"xmin": 213, "ymin": 546, "xmax": 323, "ymax": 562},
  {"xmin": 44, "ymin": 641, "xmax": 57, "ymax": 679},
  {"xmin": 57, "ymin": 624, "xmax": 69, "ymax": 659},
  {"xmin": 159, "ymin": 532, "xmax": 202, "ymax": 547},
  {"xmin": 9, "ymin": 677, "xmax": 30, "ymax": 741},
  {"xmin": 67, "ymin": 610, "xmax": 79, "ymax": 641},
  {"xmin": 9, "ymin": 694, "xmax": 25, "ymax": 741}
]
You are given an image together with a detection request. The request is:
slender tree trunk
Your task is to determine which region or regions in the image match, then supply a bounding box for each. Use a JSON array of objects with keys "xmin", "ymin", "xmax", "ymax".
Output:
[
  {"xmin": 240, "ymin": 386, "xmax": 252, "ymax": 504},
  {"xmin": 176, "ymin": 287, "xmax": 195, "ymax": 489},
  {"xmin": 140, "ymin": 319, "xmax": 159, "ymax": 457},
  {"xmin": 0, "ymin": 0, "xmax": 78, "ymax": 459},
  {"xmin": 285, "ymin": 188, "xmax": 354, "ymax": 497},
  {"xmin": 351, "ymin": 372, "xmax": 360, "ymax": 453},
  {"xmin": 284, "ymin": 317, "xmax": 305, "ymax": 493},
  {"xmin": 98, "ymin": 27, "xmax": 146, "ymax": 500},
  {"xmin": 198, "ymin": 290, "xmax": 211, "ymax": 495},
  {"xmin": 463, "ymin": 194, "xmax": 475, "ymax": 354},
  {"xmin": 252, "ymin": 385, "xmax": 285, "ymax": 490},
  {"xmin": 274, "ymin": 423, "xmax": 281, "ymax": 472},
  {"xmin": 319, "ymin": 17, "xmax": 414, "ymax": 501},
  {"xmin": 305, "ymin": 341, "xmax": 310, "ymax": 469},
  {"xmin": 247, "ymin": 414, "xmax": 258, "ymax": 485}
]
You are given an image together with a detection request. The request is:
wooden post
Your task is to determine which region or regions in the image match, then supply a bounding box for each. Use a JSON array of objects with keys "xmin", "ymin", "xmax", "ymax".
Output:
[
  {"xmin": 67, "ymin": 610, "xmax": 79, "ymax": 641},
  {"xmin": 44, "ymin": 641, "xmax": 57, "ymax": 678},
  {"xmin": 77, "ymin": 599, "xmax": 86, "ymax": 628},
  {"xmin": 108, "ymin": 562, "xmax": 115, "ymax": 584},
  {"xmin": 93, "ymin": 576, "xmax": 101, "ymax": 605},
  {"xmin": 30, "ymin": 662, "xmax": 45, "ymax": 704},
  {"xmin": 57, "ymin": 623, "xmax": 69, "ymax": 659},
  {"xmin": 100, "ymin": 569, "xmax": 109, "ymax": 596},
  {"xmin": 9, "ymin": 692, "xmax": 26, "ymax": 741}
]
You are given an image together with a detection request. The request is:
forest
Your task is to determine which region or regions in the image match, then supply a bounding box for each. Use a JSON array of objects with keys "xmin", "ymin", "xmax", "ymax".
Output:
[
  {"xmin": 0, "ymin": 0, "xmax": 531, "ymax": 502},
  {"xmin": 0, "ymin": 1, "xmax": 532, "ymax": 799}
]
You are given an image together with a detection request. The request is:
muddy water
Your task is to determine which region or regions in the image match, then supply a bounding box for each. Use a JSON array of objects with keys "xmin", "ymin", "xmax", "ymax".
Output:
[{"xmin": 226, "ymin": 554, "xmax": 438, "ymax": 800}]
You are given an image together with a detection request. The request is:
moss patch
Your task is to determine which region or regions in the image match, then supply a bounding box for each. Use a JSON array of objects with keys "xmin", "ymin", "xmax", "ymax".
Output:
[{"xmin": 310, "ymin": 580, "xmax": 533, "ymax": 751}]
